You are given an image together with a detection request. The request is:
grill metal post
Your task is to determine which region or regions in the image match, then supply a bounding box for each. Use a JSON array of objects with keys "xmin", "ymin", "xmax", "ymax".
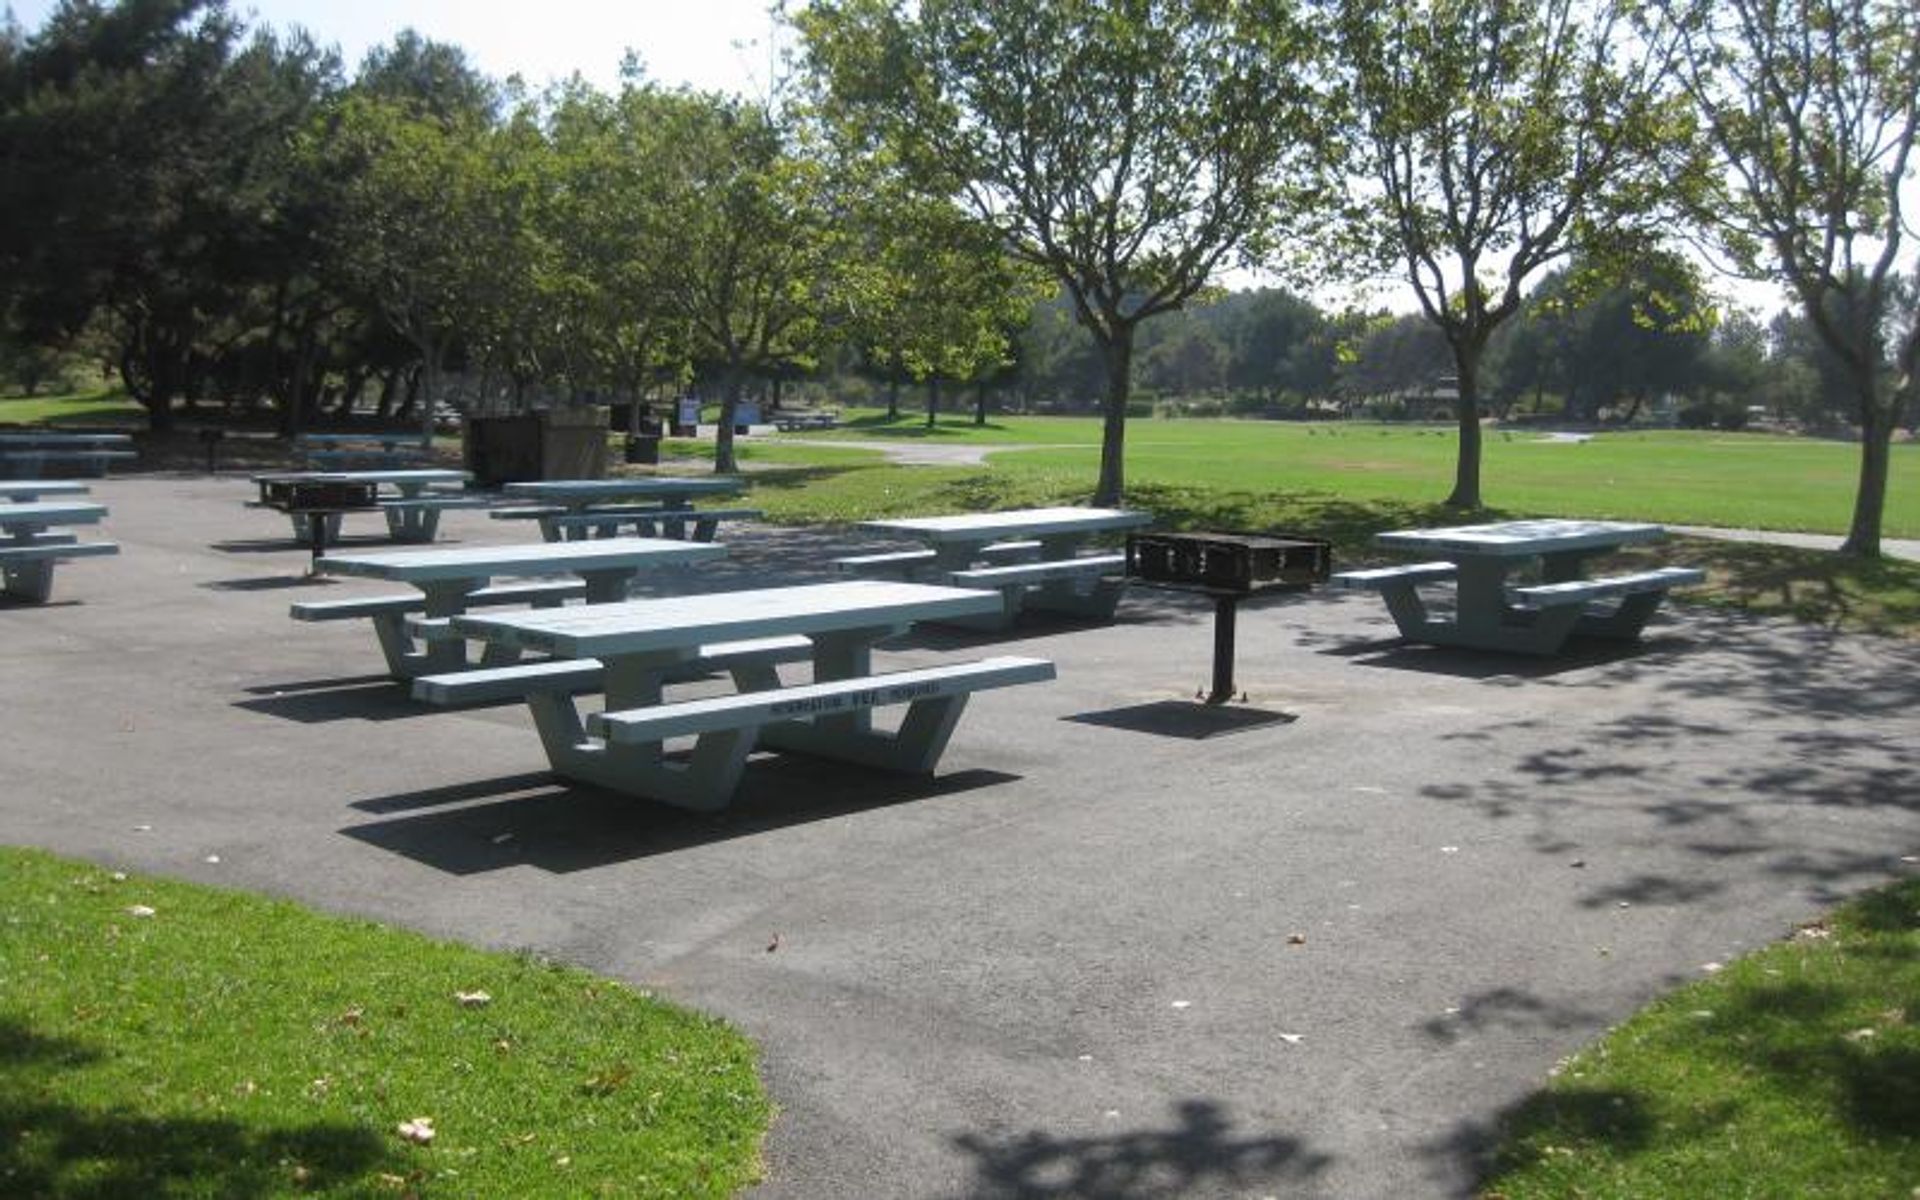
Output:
[{"xmin": 1208, "ymin": 593, "xmax": 1239, "ymax": 705}]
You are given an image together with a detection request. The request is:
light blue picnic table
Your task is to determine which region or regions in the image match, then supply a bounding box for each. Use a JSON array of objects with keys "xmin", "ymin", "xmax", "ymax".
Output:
[
  {"xmin": 306, "ymin": 536, "xmax": 727, "ymax": 678},
  {"xmin": 447, "ymin": 579, "xmax": 1053, "ymax": 809},
  {"xmin": 852, "ymin": 506, "xmax": 1154, "ymax": 628},
  {"xmin": 250, "ymin": 468, "xmax": 478, "ymax": 544},
  {"xmin": 1338, "ymin": 519, "xmax": 1704, "ymax": 654},
  {"xmin": 0, "ymin": 499, "xmax": 119, "ymax": 602},
  {"xmin": 0, "ymin": 432, "xmax": 135, "ymax": 479},
  {"xmin": 497, "ymin": 477, "xmax": 751, "ymax": 542}
]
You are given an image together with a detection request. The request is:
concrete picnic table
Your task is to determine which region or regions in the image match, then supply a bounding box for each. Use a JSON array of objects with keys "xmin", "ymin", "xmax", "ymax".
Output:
[
  {"xmin": 305, "ymin": 536, "xmax": 727, "ymax": 679},
  {"xmin": 496, "ymin": 477, "xmax": 751, "ymax": 542},
  {"xmin": 250, "ymin": 468, "xmax": 478, "ymax": 546},
  {"xmin": 1337, "ymin": 518, "xmax": 1705, "ymax": 654},
  {"xmin": 0, "ymin": 431, "xmax": 135, "ymax": 479},
  {"xmin": 0, "ymin": 499, "xmax": 119, "ymax": 602},
  {"xmin": 446, "ymin": 579, "xmax": 1053, "ymax": 810},
  {"xmin": 850, "ymin": 506, "xmax": 1154, "ymax": 628}
]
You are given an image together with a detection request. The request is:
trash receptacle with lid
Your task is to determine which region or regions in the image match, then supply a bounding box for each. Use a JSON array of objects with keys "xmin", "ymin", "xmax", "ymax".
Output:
[{"xmin": 624, "ymin": 433, "xmax": 661, "ymax": 464}]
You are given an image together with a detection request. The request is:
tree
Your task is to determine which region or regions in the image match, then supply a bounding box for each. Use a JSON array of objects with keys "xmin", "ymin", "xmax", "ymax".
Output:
[
  {"xmin": 0, "ymin": 1, "xmax": 338, "ymax": 429},
  {"xmin": 799, "ymin": 0, "xmax": 1331, "ymax": 505},
  {"xmin": 537, "ymin": 81, "xmax": 693, "ymax": 420},
  {"xmin": 1558, "ymin": 252, "xmax": 1715, "ymax": 423},
  {"xmin": 1665, "ymin": 0, "xmax": 1919, "ymax": 557},
  {"xmin": 1335, "ymin": 0, "xmax": 1692, "ymax": 506},
  {"xmin": 833, "ymin": 164, "xmax": 1044, "ymax": 430},
  {"xmin": 656, "ymin": 93, "xmax": 834, "ymax": 474},
  {"xmin": 321, "ymin": 91, "xmax": 496, "ymax": 437}
]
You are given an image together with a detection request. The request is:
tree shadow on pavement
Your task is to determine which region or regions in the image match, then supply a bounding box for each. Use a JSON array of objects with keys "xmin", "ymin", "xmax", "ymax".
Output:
[{"xmin": 949, "ymin": 1098, "xmax": 1332, "ymax": 1199}]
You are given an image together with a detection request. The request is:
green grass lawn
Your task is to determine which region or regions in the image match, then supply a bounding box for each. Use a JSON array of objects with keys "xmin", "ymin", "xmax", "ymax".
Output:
[
  {"xmin": 0, "ymin": 847, "xmax": 768, "ymax": 1198},
  {"xmin": 796, "ymin": 410, "xmax": 1920, "ymax": 538},
  {"xmin": 0, "ymin": 388, "xmax": 148, "ymax": 428},
  {"xmin": 1480, "ymin": 876, "xmax": 1920, "ymax": 1199}
]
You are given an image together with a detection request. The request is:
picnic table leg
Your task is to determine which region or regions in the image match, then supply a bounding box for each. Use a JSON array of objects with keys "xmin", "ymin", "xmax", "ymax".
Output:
[
  {"xmin": 1, "ymin": 558, "xmax": 55, "ymax": 602},
  {"xmin": 305, "ymin": 511, "xmax": 330, "ymax": 573},
  {"xmin": 1572, "ymin": 589, "xmax": 1671, "ymax": 640},
  {"xmin": 383, "ymin": 506, "xmax": 441, "ymax": 543},
  {"xmin": 929, "ymin": 541, "xmax": 1017, "ymax": 629},
  {"xmin": 524, "ymin": 653, "xmax": 753, "ymax": 809},
  {"xmin": 756, "ymin": 625, "xmax": 971, "ymax": 771},
  {"xmin": 577, "ymin": 568, "xmax": 639, "ymax": 603}
]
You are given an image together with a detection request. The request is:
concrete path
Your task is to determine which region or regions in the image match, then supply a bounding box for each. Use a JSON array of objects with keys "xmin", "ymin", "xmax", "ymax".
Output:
[
  {"xmin": 4, "ymin": 474, "xmax": 1916, "ymax": 1198},
  {"xmin": 1673, "ymin": 524, "xmax": 1920, "ymax": 562}
]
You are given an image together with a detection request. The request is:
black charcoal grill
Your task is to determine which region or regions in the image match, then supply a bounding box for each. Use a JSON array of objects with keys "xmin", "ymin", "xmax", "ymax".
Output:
[
  {"xmin": 256, "ymin": 477, "xmax": 380, "ymax": 568},
  {"xmin": 1126, "ymin": 531, "xmax": 1332, "ymax": 705}
]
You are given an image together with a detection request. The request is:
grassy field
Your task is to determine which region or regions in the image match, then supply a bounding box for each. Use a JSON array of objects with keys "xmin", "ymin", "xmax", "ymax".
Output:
[
  {"xmin": 801, "ymin": 410, "xmax": 1920, "ymax": 538},
  {"xmin": 0, "ymin": 847, "xmax": 769, "ymax": 1198},
  {"xmin": 0, "ymin": 388, "xmax": 148, "ymax": 428}
]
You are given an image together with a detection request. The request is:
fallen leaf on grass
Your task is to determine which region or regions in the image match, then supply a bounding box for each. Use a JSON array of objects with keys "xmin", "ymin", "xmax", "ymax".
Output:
[
  {"xmin": 581, "ymin": 1063, "xmax": 634, "ymax": 1097},
  {"xmin": 125, "ymin": 905, "xmax": 155, "ymax": 918},
  {"xmin": 397, "ymin": 1117, "xmax": 435, "ymax": 1145},
  {"xmin": 454, "ymin": 990, "xmax": 491, "ymax": 1008}
]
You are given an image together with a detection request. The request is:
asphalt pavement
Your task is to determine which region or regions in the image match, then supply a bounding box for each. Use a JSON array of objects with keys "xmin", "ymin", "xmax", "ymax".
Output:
[{"xmin": 3, "ymin": 474, "xmax": 1915, "ymax": 1198}]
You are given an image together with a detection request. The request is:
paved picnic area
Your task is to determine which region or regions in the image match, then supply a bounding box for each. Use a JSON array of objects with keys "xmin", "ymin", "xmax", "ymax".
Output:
[{"xmin": 4, "ymin": 474, "xmax": 1916, "ymax": 1198}]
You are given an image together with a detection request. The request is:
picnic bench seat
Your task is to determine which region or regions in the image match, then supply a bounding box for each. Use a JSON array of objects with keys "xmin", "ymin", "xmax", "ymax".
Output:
[
  {"xmin": 830, "ymin": 540, "xmax": 1044, "ymax": 577},
  {"xmin": 772, "ymin": 409, "xmax": 840, "ymax": 432},
  {"xmin": 945, "ymin": 552, "xmax": 1128, "ymax": 590},
  {"xmin": 543, "ymin": 507, "xmax": 762, "ymax": 541},
  {"xmin": 585, "ymin": 655, "xmax": 1056, "ymax": 782},
  {"xmin": 1331, "ymin": 561, "xmax": 1459, "ymax": 590},
  {"xmin": 293, "ymin": 432, "xmax": 434, "ymax": 470},
  {"xmin": 410, "ymin": 634, "xmax": 814, "ymax": 706},
  {"xmin": 289, "ymin": 579, "xmax": 588, "ymax": 623},
  {"xmin": 378, "ymin": 493, "xmax": 490, "ymax": 540},
  {"xmin": 1509, "ymin": 566, "xmax": 1706, "ymax": 610},
  {"xmin": 0, "ymin": 448, "xmax": 136, "ymax": 478},
  {"xmin": 487, "ymin": 504, "xmax": 570, "ymax": 522},
  {"xmin": 0, "ymin": 540, "xmax": 120, "ymax": 602}
]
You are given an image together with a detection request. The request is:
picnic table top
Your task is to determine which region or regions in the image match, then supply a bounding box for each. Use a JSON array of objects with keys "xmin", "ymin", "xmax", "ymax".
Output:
[
  {"xmin": 0, "ymin": 480, "xmax": 91, "ymax": 498},
  {"xmin": 253, "ymin": 468, "xmax": 470, "ymax": 486},
  {"xmin": 1376, "ymin": 519, "xmax": 1666, "ymax": 557},
  {"xmin": 501, "ymin": 477, "xmax": 746, "ymax": 503},
  {"xmin": 0, "ymin": 500, "xmax": 108, "ymax": 527},
  {"xmin": 858, "ymin": 506, "xmax": 1154, "ymax": 542},
  {"xmin": 0, "ymin": 431, "xmax": 134, "ymax": 446},
  {"xmin": 452, "ymin": 579, "xmax": 1000, "ymax": 658},
  {"xmin": 316, "ymin": 536, "xmax": 726, "ymax": 582}
]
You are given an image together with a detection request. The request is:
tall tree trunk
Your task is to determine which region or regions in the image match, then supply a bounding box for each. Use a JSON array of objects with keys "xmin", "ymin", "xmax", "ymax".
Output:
[
  {"xmin": 886, "ymin": 376, "xmax": 900, "ymax": 419},
  {"xmin": 1444, "ymin": 340, "xmax": 1484, "ymax": 509},
  {"xmin": 1093, "ymin": 323, "xmax": 1135, "ymax": 507},
  {"xmin": 926, "ymin": 376, "xmax": 940, "ymax": 429},
  {"xmin": 974, "ymin": 379, "xmax": 988, "ymax": 426},
  {"xmin": 714, "ymin": 362, "xmax": 743, "ymax": 474},
  {"xmin": 1838, "ymin": 395, "xmax": 1891, "ymax": 558}
]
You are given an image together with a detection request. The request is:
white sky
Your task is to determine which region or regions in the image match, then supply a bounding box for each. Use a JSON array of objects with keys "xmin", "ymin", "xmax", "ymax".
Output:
[{"xmin": 10, "ymin": 0, "xmax": 792, "ymax": 98}]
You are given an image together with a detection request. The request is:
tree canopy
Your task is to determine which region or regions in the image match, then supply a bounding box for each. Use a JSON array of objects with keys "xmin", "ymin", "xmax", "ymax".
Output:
[{"xmin": 799, "ymin": 0, "xmax": 1333, "ymax": 504}]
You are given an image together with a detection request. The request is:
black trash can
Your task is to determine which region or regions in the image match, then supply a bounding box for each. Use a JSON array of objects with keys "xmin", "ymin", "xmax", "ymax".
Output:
[{"xmin": 624, "ymin": 433, "xmax": 661, "ymax": 464}]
